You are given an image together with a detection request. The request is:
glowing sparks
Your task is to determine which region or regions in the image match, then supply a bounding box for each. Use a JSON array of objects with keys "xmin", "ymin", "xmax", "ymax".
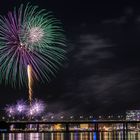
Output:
[
  {"xmin": 27, "ymin": 65, "xmax": 33, "ymax": 104},
  {"xmin": 16, "ymin": 100, "xmax": 26, "ymax": 114},
  {"xmin": 5, "ymin": 105, "xmax": 15, "ymax": 116},
  {"xmin": 27, "ymin": 100, "xmax": 45, "ymax": 117},
  {"xmin": 5, "ymin": 99, "xmax": 46, "ymax": 117},
  {"xmin": 29, "ymin": 27, "xmax": 44, "ymax": 43}
]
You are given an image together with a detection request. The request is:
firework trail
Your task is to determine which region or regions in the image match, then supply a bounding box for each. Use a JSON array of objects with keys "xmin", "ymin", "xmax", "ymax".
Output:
[
  {"xmin": 27, "ymin": 65, "xmax": 33, "ymax": 105},
  {"xmin": 0, "ymin": 3, "xmax": 66, "ymax": 87}
]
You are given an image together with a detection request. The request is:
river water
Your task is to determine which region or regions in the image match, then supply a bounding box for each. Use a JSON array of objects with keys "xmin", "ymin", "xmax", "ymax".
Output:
[{"xmin": 0, "ymin": 131, "xmax": 140, "ymax": 140}]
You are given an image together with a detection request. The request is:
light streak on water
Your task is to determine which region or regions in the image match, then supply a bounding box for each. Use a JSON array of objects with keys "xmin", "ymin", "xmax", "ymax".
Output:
[
  {"xmin": 70, "ymin": 133, "xmax": 74, "ymax": 140},
  {"xmin": 2, "ymin": 133, "xmax": 5, "ymax": 140},
  {"xmin": 61, "ymin": 133, "xmax": 64, "ymax": 140},
  {"xmin": 16, "ymin": 133, "xmax": 24, "ymax": 140},
  {"xmin": 93, "ymin": 132, "xmax": 97, "ymax": 140},
  {"xmin": 29, "ymin": 133, "xmax": 40, "ymax": 140},
  {"xmin": 41, "ymin": 133, "xmax": 44, "ymax": 140},
  {"xmin": 80, "ymin": 133, "xmax": 82, "ymax": 140},
  {"xmin": 89, "ymin": 132, "xmax": 92, "ymax": 140},
  {"xmin": 1, "ymin": 132, "xmax": 140, "ymax": 140},
  {"xmin": 8, "ymin": 133, "xmax": 14, "ymax": 140},
  {"xmin": 51, "ymin": 133, "xmax": 54, "ymax": 140}
]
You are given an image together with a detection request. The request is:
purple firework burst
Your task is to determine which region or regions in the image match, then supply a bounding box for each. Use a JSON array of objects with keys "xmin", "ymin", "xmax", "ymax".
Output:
[
  {"xmin": 5, "ymin": 105, "xmax": 16, "ymax": 116},
  {"xmin": 15, "ymin": 100, "xmax": 27, "ymax": 114},
  {"xmin": 27, "ymin": 99, "xmax": 45, "ymax": 117},
  {"xmin": 5, "ymin": 99, "xmax": 46, "ymax": 118}
]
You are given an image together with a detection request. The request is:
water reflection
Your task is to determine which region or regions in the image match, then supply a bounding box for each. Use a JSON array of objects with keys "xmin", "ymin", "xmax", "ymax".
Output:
[{"xmin": 1, "ymin": 131, "xmax": 140, "ymax": 140}]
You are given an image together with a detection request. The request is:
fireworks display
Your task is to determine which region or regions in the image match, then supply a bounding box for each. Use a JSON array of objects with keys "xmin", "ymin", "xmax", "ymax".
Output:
[
  {"xmin": 5, "ymin": 99, "xmax": 45, "ymax": 117},
  {"xmin": 0, "ymin": 3, "xmax": 66, "ymax": 87},
  {"xmin": 1, "ymin": 3, "xmax": 67, "ymax": 120}
]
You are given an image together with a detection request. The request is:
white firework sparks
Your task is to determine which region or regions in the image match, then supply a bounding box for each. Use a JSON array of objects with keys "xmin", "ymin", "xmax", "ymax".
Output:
[
  {"xmin": 16, "ymin": 101, "xmax": 26, "ymax": 114},
  {"xmin": 27, "ymin": 99, "xmax": 45, "ymax": 116},
  {"xmin": 29, "ymin": 27, "xmax": 44, "ymax": 43},
  {"xmin": 5, "ymin": 105, "xmax": 15, "ymax": 116}
]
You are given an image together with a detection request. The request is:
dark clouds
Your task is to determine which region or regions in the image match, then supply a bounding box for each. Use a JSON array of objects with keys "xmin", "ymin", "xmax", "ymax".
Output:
[{"xmin": 45, "ymin": 12, "xmax": 140, "ymax": 115}]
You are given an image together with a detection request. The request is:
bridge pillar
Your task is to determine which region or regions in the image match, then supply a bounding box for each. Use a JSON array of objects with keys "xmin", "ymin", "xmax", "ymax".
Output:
[
  {"xmin": 94, "ymin": 123, "xmax": 99, "ymax": 132},
  {"xmin": 65, "ymin": 123, "xmax": 69, "ymax": 132},
  {"xmin": 37, "ymin": 124, "xmax": 39, "ymax": 132},
  {"xmin": 94, "ymin": 123, "xmax": 99, "ymax": 140},
  {"xmin": 123, "ymin": 122, "xmax": 128, "ymax": 139}
]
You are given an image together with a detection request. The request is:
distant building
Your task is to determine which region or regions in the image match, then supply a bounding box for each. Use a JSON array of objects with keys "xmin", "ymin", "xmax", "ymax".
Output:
[{"xmin": 126, "ymin": 110, "xmax": 140, "ymax": 121}]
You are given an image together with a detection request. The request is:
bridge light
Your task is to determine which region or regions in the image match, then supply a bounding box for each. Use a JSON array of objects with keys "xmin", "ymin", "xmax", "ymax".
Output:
[
  {"xmin": 118, "ymin": 115, "xmax": 120, "ymax": 118},
  {"xmin": 70, "ymin": 116, "xmax": 73, "ymax": 119},
  {"xmin": 89, "ymin": 116, "xmax": 93, "ymax": 119}
]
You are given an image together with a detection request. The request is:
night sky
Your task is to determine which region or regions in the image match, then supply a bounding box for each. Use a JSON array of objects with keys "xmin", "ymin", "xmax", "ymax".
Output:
[{"xmin": 0, "ymin": 0, "xmax": 140, "ymax": 116}]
